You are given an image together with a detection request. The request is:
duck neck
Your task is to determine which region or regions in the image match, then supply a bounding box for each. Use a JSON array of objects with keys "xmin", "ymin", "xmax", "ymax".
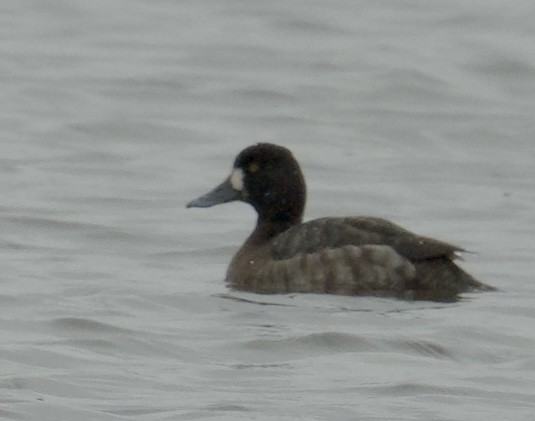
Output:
[{"xmin": 250, "ymin": 212, "xmax": 302, "ymax": 245}]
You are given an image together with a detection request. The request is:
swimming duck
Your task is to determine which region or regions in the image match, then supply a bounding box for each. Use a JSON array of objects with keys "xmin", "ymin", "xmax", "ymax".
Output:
[{"xmin": 187, "ymin": 143, "xmax": 494, "ymax": 302}]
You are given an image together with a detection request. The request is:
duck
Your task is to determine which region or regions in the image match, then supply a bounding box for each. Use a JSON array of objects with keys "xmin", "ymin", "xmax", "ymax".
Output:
[{"xmin": 187, "ymin": 143, "xmax": 495, "ymax": 302}]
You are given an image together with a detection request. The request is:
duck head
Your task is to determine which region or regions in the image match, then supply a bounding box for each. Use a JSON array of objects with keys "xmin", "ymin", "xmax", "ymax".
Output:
[{"xmin": 187, "ymin": 143, "xmax": 307, "ymax": 230}]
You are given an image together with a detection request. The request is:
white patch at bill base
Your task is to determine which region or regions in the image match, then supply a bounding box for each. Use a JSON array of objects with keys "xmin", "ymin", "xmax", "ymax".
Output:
[{"xmin": 230, "ymin": 168, "xmax": 244, "ymax": 191}]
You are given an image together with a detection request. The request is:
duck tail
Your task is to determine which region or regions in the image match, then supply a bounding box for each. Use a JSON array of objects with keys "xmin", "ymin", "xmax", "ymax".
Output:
[{"xmin": 410, "ymin": 257, "xmax": 496, "ymax": 302}]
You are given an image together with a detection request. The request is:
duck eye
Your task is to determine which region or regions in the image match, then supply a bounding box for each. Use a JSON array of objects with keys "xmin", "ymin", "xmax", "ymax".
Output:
[{"xmin": 248, "ymin": 162, "xmax": 260, "ymax": 173}]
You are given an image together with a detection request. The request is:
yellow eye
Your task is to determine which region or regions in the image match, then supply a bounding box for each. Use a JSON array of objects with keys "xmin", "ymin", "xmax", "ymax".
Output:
[{"xmin": 248, "ymin": 162, "xmax": 260, "ymax": 173}]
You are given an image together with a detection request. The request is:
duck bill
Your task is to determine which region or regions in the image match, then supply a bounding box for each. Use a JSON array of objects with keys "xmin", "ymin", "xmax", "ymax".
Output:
[{"xmin": 186, "ymin": 177, "xmax": 241, "ymax": 208}]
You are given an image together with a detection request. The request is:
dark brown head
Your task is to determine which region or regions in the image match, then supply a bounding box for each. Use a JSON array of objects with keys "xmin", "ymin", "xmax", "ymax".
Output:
[{"xmin": 187, "ymin": 143, "xmax": 306, "ymax": 235}]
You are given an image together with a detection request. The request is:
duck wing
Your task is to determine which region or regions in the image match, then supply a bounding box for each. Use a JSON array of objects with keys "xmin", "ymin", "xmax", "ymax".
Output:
[{"xmin": 271, "ymin": 216, "xmax": 463, "ymax": 262}]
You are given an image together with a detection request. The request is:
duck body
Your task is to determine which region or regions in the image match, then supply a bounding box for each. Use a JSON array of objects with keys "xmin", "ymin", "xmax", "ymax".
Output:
[{"xmin": 187, "ymin": 143, "xmax": 494, "ymax": 302}]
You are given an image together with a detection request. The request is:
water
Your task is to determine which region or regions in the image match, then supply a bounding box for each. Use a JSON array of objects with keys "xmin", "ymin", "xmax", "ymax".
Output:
[{"xmin": 1, "ymin": 0, "xmax": 535, "ymax": 419}]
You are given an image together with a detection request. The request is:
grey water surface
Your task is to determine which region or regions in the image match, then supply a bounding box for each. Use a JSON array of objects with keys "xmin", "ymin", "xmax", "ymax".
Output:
[{"xmin": 1, "ymin": 0, "xmax": 535, "ymax": 420}]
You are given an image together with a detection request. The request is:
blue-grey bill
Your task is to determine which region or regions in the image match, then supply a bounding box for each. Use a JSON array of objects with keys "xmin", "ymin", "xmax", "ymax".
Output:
[{"xmin": 186, "ymin": 177, "xmax": 240, "ymax": 208}]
